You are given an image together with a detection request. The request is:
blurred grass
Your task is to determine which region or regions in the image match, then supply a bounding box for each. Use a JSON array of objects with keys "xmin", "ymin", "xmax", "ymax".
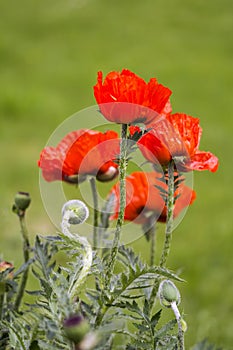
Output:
[{"xmin": 0, "ymin": 0, "xmax": 232, "ymax": 347}]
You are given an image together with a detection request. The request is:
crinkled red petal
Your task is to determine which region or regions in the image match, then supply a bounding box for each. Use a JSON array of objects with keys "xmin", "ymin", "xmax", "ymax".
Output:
[
  {"xmin": 167, "ymin": 113, "xmax": 201, "ymax": 156},
  {"xmin": 190, "ymin": 151, "xmax": 219, "ymax": 172},
  {"xmin": 93, "ymin": 69, "xmax": 172, "ymax": 124}
]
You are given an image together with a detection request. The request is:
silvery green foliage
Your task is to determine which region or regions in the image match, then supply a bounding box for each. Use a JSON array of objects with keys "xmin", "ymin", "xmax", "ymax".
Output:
[
  {"xmin": 79, "ymin": 243, "xmax": 183, "ymax": 350},
  {"xmin": 62, "ymin": 200, "xmax": 89, "ymax": 226},
  {"xmin": 0, "ymin": 231, "xmax": 184, "ymax": 350},
  {"xmin": 0, "ymin": 203, "xmax": 220, "ymax": 349}
]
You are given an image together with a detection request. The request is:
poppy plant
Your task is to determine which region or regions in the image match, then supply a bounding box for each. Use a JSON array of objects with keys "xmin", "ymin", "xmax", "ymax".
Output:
[
  {"xmin": 38, "ymin": 129, "xmax": 119, "ymax": 183},
  {"xmin": 136, "ymin": 113, "xmax": 219, "ymax": 172},
  {"xmin": 109, "ymin": 171, "xmax": 196, "ymax": 225},
  {"xmin": 93, "ymin": 69, "xmax": 172, "ymax": 124}
]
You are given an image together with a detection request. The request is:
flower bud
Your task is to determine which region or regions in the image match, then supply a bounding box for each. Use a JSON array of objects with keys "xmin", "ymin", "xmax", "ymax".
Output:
[
  {"xmin": 64, "ymin": 174, "xmax": 87, "ymax": 184},
  {"xmin": 62, "ymin": 200, "xmax": 89, "ymax": 225},
  {"xmin": 63, "ymin": 315, "xmax": 90, "ymax": 344},
  {"xmin": 14, "ymin": 191, "xmax": 31, "ymax": 211},
  {"xmin": 158, "ymin": 279, "xmax": 181, "ymax": 308},
  {"xmin": 97, "ymin": 165, "xmax": 118, "ymax": 182}
]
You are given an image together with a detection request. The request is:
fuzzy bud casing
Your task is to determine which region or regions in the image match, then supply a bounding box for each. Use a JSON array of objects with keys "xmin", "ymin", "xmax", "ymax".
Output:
[
  {"xmin": 63, "ymin": 315, "xmax": 90, "ymax": 344},
  {"xmin": 158, "ymin": 279, "xmax": 181, "ymax": 307},
  {"xmin": 62, "ymin": 200, "xmax": 89, "ymax": 225}
]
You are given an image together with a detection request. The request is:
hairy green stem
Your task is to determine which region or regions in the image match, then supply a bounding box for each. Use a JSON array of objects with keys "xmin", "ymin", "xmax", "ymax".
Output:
[
  {"xmin": 171, "ymin": 301, "xmax": 185, "ymax": 350},
  {"xmin": 61, "ymin": 213, "xmax": 93, "ymax": 300},
  {"xmin": 150, "ymin": 224, "xmax": 156, "ymax": 266},
  {"xmin": 159, "ymin": 161, "xmax": 175, "ymax": 267},
  {"xmin": 105, "ymin": 123, "xmax": 128, "ymax": 285},
  {"xmin": 95, "ymin": 124, "xmax": 128, "ymax": 327},
  {"xmin": 14, "ymin": 214, "xmax": 30, "ymax": 311},
  {"xmin": 89, "ymin": 177, "xmax": 99, "ymax": 249},
  {"xmin": 148, "ymin": 162, "xmax": 175, "ymax": 311}
]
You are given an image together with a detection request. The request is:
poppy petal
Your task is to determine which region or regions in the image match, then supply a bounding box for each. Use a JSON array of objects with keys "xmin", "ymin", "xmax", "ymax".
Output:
[
  {"xmin": 190, "ymin": 151, "xmax": 219, "ymax": 172},
  {"xmin": 93, "ymin": 69, "xmax": 172, "ymax": 124}
]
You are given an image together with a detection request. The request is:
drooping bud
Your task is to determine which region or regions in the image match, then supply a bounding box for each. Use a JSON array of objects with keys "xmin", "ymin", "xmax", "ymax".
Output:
[
  {"xmin": 14, "ymin": 191, "xmax": 31, "ymax": 211},
  {"xmin": 158, "ymin": 279, "xmax": 181, "ymax": 308},
  {"xmin": 64, "ymin": 174, "xmax": 87, "ymax": 184},
  {"xmin": 63, "ymin": 315, "xmax": 90, "ymax": 344},
  {"xmin": 96, "ymin": 165, "xmax": 118, "ymax": 182},
  {"xmin": 62, "ymin": 200, "xmax": 89, "ymax": 225}
]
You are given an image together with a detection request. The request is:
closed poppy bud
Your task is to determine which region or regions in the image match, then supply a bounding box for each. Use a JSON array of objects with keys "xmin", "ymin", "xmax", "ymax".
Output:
[
  {"xmin": 96, "ymin": 164, "xmax": 118, "ymax": 182},
  {"xmin": 63, "ymin": 315, "xmax": 90, "ymax": 344},
  {"xmin": 14, "ymin": 191, "xmax": 31, "ymax": 211},
  {"xmin": 158, "ymin": 279, "xmax": 181, "ymax": 308}
]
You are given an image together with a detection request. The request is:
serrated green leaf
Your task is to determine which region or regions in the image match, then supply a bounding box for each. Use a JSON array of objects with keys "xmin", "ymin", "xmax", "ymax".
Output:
[
  {"xmin": 156, "ymin": 319, "xmax": 177, "ymax": 338},
  {"xmin": 143, "ymin": 299, "xmax": 150, "ymax": 318},
  {"xmin": 13, "ymin": 258, "xmax": 34, "ymax": 278},
  {"xmin": 132, "ymin": 322, "xmax": 150, "ymax": 333},
  {"xmin": 154, "ymin": 184, "xmax": 168, "ymax": 195},
  {"xmin": 121, "ymin": 294, "xmax": 144, "ymax": 299},
  {"xmin": 151, "ymin": 309, "xmax": 162, "ymax": 329},
  {"xmin": 39, "ymin": 278, "xmax": 52, "ymax": 298},
  {"xmin": 26, "ymin": 290, "xmax": 42, "ymax": 296}
]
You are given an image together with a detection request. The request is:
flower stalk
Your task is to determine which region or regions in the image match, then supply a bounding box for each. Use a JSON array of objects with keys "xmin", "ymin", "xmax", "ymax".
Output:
[
  {"xmin": 89, "ymin": 177, "xmax": 99, "ymax": 249},
  {"xmin": 171, "ymin": 301, "xmax": 185, "ymax": 350},
  {"xmin": 94, "ymin": 123, "xmax": 128, "ymax": 325},
  {"xmin": 159, "ymin": 160, "xmax": 175, "ymax": 267},
  {"xmin": 105, "ymin": 123, "xmax": 128, "ymax": 285},
  {"xmin": 0, "ymin": 284, "xmax": 5, "ymax": 320},
  {"xmin": 14, "ymin": 214, "xmax": 30, "ymax": 311},
  {"xmin": 150, "ymin": 224, "xmax": 156, "ymax": 266},
  {"xmin": 61, "ymin": 201, "xmax": 92, "ymax": 300}
]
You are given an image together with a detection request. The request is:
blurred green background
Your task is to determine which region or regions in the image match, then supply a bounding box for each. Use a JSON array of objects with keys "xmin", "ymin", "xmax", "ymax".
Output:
[{"xmin": 0, "ymin": 0, "xmax": 232, "ymax": 348}]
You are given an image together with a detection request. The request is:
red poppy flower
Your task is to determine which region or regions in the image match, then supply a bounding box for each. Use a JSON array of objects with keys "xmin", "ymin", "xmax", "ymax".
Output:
[
  {"xmin": 109, "ymin": 171, "xmax": 196, "ymax": 225},
  {"xmin": 93, "ymin": 69, "xmax": 172, "ymax": 124},
  {"xmin": 136, "ymin": 113, "xmax": 219, "ymax": 172},
  {"xmin": 38, "ymin": 129, "xmax": 119, "ymax": 183}
]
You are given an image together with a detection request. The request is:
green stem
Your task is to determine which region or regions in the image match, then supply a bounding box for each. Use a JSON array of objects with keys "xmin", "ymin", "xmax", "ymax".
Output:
[
  {"xmin": 148, "ymin": 226, "xmax": 157, "ymax": 319},
  {"xmin": 148, "ymin": 162, "xmax": 175, "ymax": 312},
  {"xmin": 89, "ymin": 177, "xmax": 99, "ymax": 249},
  {"xmin": 159, "ymin": 161, "xmax": 175, "ymax": 268},
  {"xmin": 95, "ymin": 124, "xmax": 128, "ymax": 327},
  {"xmin": 171, "ymin": 302, "xmax": 185, "ymax": 350},
  {"xmin": 14, "ymin": 214, "xmax": 30, "ymax": 311},
  {"xmin": 150, "ymin": 224, "xmax": 156, "ymax": 266},
  {"xmin": 0, "ymin": 288, "xmax": 4, "ymax": 320},
  {"xmin": 105, "ymin": 123, "xmax": 128, "ymax": 285}
]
